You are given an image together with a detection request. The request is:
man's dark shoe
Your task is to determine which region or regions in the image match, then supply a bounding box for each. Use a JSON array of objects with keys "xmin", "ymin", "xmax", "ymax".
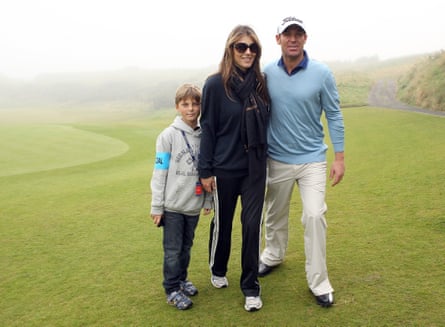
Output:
[
  {"xmin": 258, "ymin": 261, "xmax": 276, "ymax": 277},
  {"xmin": 314, "ymin": 292, "xmax": 334, "ymax": 307}
]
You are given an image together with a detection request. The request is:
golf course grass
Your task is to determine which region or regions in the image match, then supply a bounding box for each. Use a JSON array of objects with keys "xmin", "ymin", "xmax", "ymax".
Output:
[
  {"xmin": 1, "ymin": 107, "xmax": 444, "ymax": 326},
  {"xmin": 0, "ymin": 124, "xmax": 128, "ymax": 177}
]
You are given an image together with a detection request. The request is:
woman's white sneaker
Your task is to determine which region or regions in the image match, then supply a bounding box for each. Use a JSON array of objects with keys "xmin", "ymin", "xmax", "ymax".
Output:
[
  {"xmin": 244, "ymin": 296, "xmax": 262, "ymax": 311},
  {"xmin": 210, "ymin": 275, "xmax": 228, "ymax": 288}
]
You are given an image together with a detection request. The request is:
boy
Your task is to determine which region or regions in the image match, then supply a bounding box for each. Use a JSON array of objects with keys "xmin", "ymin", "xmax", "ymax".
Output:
[{"xmin": 150, "ymin": 84, "xmax": 212, "ymax": 310}]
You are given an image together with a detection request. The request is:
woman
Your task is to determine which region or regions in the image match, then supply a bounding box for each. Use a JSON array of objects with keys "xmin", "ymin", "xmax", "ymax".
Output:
[{"xmin": 198, "ymin": 25, "xmax": 270, "ymax": 312}]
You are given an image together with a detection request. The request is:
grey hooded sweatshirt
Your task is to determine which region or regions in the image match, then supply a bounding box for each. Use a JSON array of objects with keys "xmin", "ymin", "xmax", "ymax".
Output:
[{"xmin": 150, "ymin": 116, "xmax": 212, "ymax": 216}]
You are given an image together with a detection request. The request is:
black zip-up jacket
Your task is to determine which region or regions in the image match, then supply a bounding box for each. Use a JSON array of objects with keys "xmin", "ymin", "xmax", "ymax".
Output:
[{"xmin": 198, "ymin": 74, "xmax": 249, "ymax": 179}]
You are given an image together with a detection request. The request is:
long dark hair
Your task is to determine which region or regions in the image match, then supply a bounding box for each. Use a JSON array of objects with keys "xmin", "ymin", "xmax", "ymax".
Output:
[{"xmin": 218, "ymin": 25, "xmax": 269, "ymax": 104}]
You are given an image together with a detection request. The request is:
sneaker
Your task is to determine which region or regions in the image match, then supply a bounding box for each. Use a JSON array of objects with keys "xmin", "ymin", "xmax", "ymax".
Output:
[
  {"xmin": 244, "ymin": 296, "xmax": 263, "ymax": 312},
  {"xmin": 180, "ymin": 280, "xmax": 198, "ymax": 296},
  {"xmin": 210, "ymin": 275, "xmax": 228, "ymax": 288},
  {"xmin": 166, "ymin": 290, "xmax": 193, "ymax": 310}
]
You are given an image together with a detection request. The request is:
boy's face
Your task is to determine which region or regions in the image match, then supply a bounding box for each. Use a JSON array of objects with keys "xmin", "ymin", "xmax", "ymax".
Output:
[{"xmin": 176, "ymin": 97, "xmax": 200, "ymax": 127}]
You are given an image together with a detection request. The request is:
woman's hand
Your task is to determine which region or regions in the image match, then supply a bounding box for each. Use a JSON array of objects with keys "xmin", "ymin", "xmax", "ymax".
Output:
[{"xmin": 200, "ymin": 176, "xmax": 216, "ymax": 193}]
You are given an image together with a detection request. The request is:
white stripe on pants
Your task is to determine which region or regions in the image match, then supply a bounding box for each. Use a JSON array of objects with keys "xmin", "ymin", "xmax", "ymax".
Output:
[{"xmin": 260, "ymin": 158, "xmax": 334, "ymax": 295}]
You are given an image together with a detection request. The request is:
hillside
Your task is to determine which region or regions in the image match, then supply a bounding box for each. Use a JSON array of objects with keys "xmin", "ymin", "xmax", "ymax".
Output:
[
  {"xmin": 397, "ymin": 50, "xmax": 445, "ymax": 111},
  {"xmin": 0, "ymin": 52, "xmax": 443, "ymax": 112},
  {"xmin": 0, "ymin": 67, "xmax": 212, "ymax": 110}
]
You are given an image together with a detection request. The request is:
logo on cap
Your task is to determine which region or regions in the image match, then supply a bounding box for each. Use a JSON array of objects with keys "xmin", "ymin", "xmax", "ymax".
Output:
[{"xmin": 281, "ymin": 16, "xmax": 303, "ymax": 26}]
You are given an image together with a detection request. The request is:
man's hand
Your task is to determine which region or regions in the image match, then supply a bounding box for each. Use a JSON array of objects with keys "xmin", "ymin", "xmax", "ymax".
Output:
[{"xmin": 329, "ymin": 152, "xmax": 345, "ymax": 186}]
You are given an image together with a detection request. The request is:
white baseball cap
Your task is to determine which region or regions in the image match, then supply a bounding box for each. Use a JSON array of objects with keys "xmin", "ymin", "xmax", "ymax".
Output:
[{"xmin": 277, "ymin": 16, "xmax": 306, "ymax": 34}]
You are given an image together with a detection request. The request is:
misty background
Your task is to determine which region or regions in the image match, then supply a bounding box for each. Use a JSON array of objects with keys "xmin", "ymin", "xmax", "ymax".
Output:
[{"xmin": 1, "ymin": 0, "xmax": 444, "ymax": 79}]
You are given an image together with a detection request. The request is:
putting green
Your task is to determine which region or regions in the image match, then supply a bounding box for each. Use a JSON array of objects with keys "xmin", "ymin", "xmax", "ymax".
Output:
[{"xmin": 0, "ymin": 124, "xmax": 129, "ymax": 177}]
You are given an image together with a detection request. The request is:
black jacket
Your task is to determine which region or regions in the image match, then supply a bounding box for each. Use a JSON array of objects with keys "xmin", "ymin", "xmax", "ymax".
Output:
[{"xmin": 198, "ymin": 74, "xmax": 249, "ymax": 179}]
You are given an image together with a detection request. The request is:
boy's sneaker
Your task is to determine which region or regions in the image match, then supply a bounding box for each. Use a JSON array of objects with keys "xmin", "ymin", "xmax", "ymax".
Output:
[
  {"xmin": 210, "ymin": 275, "xmax": 228, "ymax": 288},
  {"xmin": 244, "ymin": 296, "xmax": 263, "ymax": 312},
  {"xmin": 166, "ymin": 290, "xmax": 193, "ymax": 310},
  {"xmin": 180, "ymin": 280, "xmax": 198, "ymax": 296}
]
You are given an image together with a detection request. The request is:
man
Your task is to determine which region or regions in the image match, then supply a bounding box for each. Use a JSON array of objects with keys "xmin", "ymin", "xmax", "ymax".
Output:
[{"xmin": 259, "ymin": 16, "xmax": 345, "ymax": 308}]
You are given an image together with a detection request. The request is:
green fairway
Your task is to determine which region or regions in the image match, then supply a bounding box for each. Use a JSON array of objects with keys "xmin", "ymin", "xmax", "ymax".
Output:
[
  {"xmin": 1, "ymin": 107, "xmax": 444, "ymax": 326},
  {"xmin": 0, "ymin": 124, "xmax": 128, "ymax": 177}
]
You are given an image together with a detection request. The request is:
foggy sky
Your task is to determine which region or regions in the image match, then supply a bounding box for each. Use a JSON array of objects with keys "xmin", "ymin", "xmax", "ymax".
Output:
[{"xmin": 1, "ymin": 0, "xmax": 444, "ymax": 79}]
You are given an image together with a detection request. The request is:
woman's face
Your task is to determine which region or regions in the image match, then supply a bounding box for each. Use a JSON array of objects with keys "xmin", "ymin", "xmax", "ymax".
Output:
[{"xmin": 232, "ymin": 35, "xmax": 258, "ymax": 71}]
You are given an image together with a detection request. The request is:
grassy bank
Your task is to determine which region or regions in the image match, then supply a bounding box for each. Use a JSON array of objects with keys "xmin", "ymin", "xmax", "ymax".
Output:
[{"xmin": 398, "ymin": 51, "xmax": 445, "ymax": 111}]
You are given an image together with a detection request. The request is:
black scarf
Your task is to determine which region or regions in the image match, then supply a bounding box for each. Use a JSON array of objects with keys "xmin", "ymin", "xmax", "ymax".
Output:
[{"xmin": 230, "ymin": 68, "xmax": 269, "ymax": 183}]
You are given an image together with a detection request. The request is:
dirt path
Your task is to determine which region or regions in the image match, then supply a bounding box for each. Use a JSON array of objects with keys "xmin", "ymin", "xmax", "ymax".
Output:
[{"xmin": 368, "ymin": 79, "xmax": 445, "ymax": 117}]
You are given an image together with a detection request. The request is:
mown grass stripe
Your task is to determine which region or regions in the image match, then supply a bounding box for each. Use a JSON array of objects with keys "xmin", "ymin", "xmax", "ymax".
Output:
[{"xmin": 0, "ymin": 124, "xmax": 128, "ymax": 177}]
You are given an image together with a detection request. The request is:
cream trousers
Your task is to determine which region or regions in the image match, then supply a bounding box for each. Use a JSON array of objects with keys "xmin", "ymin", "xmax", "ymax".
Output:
[{"xmin": 260, "ymin": 158, "xmax": 334, "ymax": 295}]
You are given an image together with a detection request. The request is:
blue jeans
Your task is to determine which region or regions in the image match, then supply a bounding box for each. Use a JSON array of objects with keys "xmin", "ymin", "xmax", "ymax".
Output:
[{"xmin": 162, "ymin": 211, "xmax": 199, "ymax": 294}]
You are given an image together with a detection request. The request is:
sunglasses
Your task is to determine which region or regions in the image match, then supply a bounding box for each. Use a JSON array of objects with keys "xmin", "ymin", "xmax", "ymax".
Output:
[{"xmin": 232, "ymin": 42, "xmax": 259, "ymax": 54}]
